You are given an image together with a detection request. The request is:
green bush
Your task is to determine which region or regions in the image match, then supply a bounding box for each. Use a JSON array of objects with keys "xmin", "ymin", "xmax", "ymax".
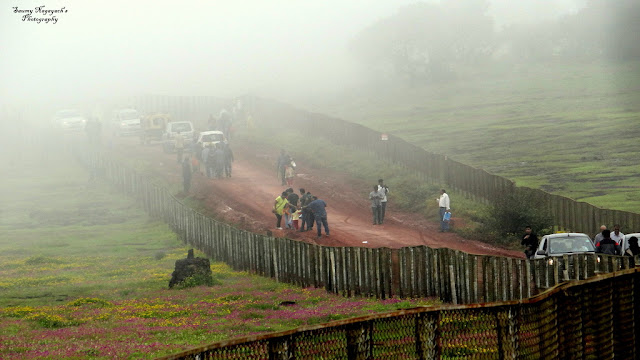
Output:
[{"xmin": 479, "ymin": 188, "xmax": 553, "ymax": 245}]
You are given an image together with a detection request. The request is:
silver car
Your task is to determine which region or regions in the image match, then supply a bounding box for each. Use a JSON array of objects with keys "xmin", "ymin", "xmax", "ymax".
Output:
[{"xmin": 534, "ymin": 233, "xmax": 596, "ymax": 263}]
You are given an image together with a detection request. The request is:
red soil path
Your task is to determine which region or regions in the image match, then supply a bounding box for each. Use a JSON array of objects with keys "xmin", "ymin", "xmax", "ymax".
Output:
[{"xmin": 111, "ymin": 136, "xmax": 523, "ymax": 258}]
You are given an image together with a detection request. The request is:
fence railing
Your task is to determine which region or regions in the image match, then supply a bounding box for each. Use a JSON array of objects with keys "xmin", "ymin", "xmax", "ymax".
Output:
[
  {"xmin": 155, "ymin": 268, "xmax": 640, "ymax": 360},
  {"xmin": 76, "ymin": 144, "xmax": 636, "ymax": 305}
]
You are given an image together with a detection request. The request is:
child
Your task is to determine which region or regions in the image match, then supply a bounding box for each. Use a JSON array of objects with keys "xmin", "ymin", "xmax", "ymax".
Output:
[
  {"xmin": 283, "ymin": 203, "xmax": 296, "ymax": 229},
  {"xmin": 291, "ymin": 207, "xmax": 301, "ymax": 230}
]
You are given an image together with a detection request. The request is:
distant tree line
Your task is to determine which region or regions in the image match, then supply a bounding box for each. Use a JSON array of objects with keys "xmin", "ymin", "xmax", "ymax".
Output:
[{"xmin": 349, "ymin": 0, "xmax": 640, "ymax": 84}]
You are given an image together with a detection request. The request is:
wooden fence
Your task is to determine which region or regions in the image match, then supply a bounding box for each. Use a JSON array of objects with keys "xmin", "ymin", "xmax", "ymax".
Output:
[{"xmin": 76, "ymin": 144, "xmax": 636, "ymax": 304}]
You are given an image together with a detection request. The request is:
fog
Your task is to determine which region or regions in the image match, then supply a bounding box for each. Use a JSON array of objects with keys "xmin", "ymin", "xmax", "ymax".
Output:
[{"xmin": 1, "ymin": 0, "xmax": 592, "ymax": 111}]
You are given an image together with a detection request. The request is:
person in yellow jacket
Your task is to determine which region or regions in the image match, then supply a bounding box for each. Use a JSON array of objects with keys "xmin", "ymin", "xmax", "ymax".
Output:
[{"xmin": 273, "ymin": 191, "xmax": 289, "ymax": 230}]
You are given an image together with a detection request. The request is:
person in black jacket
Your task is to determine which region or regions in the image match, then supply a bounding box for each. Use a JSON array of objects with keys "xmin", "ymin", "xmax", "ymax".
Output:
[
  {"xmin": 521, "ymin": 226, "xmax": 538, "ymax": 259},
  {"xmin": 595, "ymin": 229, "xmax": 622, "ymax": 255}
]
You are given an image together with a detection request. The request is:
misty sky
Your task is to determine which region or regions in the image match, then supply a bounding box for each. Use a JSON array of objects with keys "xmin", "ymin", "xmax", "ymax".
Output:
[{"xmin": 1, "ymin": 0, "xmax": 586, "ymax": 106}]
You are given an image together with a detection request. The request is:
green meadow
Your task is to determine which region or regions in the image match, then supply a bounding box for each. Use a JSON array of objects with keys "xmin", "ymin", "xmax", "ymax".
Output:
[
  {"xmin": 306, "ymin": 61, "xmax": 640, "ymax": 214},
  {"xmin": 0, "ymin": 147, "xmax": 435, "ymax": 359}
]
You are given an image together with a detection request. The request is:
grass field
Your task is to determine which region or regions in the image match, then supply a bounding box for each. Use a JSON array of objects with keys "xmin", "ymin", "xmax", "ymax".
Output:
[
  {"xmin": 0, "ymin": 146, "xmax": 436, "ymax": 359},
  {"xmin": 303, "ymin": 61, "xmax": 640, "ymax": 214}
]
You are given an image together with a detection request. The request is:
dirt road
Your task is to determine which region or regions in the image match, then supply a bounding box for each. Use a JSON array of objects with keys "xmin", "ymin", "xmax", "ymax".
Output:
[{"xmin": 111, "ymin": 136, "xmax": 523, "ymax": 258}]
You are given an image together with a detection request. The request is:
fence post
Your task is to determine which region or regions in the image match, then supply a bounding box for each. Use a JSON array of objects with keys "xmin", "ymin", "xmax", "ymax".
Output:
[
  {"xmin": 497, "ymin": 307, "xmax": 518, "ymax": 360},
  {"xmin": 346, "ymin": 322, "xmax": 372, "ymax": 360},
  {"xmin": 449, "ymin": 265, "xmax": 457, "ymax": 305},
  {"xmin": 416, "ymin": 312, "xmax": 440, "ymax": 360},
  {"xmin": 268, "ymin": 336, "xmax": 292, "ymax": 360}
]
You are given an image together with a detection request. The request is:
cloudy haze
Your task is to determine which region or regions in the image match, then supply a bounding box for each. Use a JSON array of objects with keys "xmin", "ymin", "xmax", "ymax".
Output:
[{"xmin": 1, "ymin": 0, "xmax": 586, "ymax": 107}]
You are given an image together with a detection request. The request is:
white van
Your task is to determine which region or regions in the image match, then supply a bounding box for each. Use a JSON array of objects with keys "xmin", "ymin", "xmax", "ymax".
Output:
[
  {"xmin": 112, "ymin": 109, "xmax": 141, "ymax": 136},
  {"xmin": 162, "ymin": 121, "xmax": 194, "ymax": 153}
]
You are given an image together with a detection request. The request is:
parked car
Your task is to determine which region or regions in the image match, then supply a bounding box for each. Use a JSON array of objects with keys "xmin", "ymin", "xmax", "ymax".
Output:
[
  {"xmin": 112, "ymin": 109, "xmax": 141, "ymax": 136},
  {"xmin": 621, "ymin": 233, "xmax": 640, "ymax": 252},
  {"xmin": 196, "ymin": 130, "xmax": 225, "ymax": 149},
  {"xmin": 534, "ymin": 233, "xmax": 596, "ymax": 264},
  {"xmin": 52, "ymin": 109, "xmax": 87, "ymax": 131},
  {"xmin": 162, "ymin": 121, "xmax": 194, "ymax": 153}
]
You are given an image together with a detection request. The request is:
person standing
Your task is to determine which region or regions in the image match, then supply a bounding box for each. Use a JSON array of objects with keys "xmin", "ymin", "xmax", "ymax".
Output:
[
  {"xmin": 203, "ymin": 144, "xmax": 215, "ymax": 178},
  {"xmin": 223, "ymin": 142, "xmax": 234, "ymax": 177},
  {"xmin": 610, "ymin": 224, "xmax": 625, "ymax": 245},
  {"xmin": 594, "ymin": 225, "xmax": 607, "ymax": 245},
  {"xmin": 273, "ymin": 192, "xmax": 289, "ymax": 230},
  {"xmin": 287, "ymin": 188, "xmax": 299, "ymax": 207},
  {"xmin": 369, "ymin": 185, "xmax": 384, "ymax": 225},
  {"xmin": 307, "ymin": 197, "xmax": 329, "ymax": 239},
  {"xmin": 182, "ymin": 156, "xmax": 192, "ymax": 193},
  {"xmin": 285, "ymin": 163, "xmax": 296, "ymax": 187},
  {"xmin": 213, "ymin": 143, "xmax": 225, "ymax": 179},
  {"xmin": 298, "ymin": 189, "xmax": 313, "ymax": 232},
  {"xmin": 436, "ymin": 189, "xmax": 450, "ymax": 232},
  {"xmin": 521, "ymin": 226, "xmax": 538, "ymax": 259},
  {"xmin": 174, "ymin": 132, "xmax": 185, "ymax": 163},
  {"xmin": 276, "ymin": 149, "xmax": 290, "ymax": 186},
  {"xmin": 595, "ymin": 229, "xmax": 622, "ymax": 255},
  {"xmin": 377, "ymin": 179, "xmax": 389, "ymax": 224}
]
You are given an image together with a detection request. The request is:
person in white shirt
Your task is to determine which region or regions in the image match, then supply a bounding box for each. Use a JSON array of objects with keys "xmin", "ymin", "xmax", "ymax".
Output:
[
  {"xmin": 610, "ymin": 224, "xmax": 625, "ymax": 246},
  {"xmin": 436, "ymin": 189, "xmax": 450, "ymax": 232}
]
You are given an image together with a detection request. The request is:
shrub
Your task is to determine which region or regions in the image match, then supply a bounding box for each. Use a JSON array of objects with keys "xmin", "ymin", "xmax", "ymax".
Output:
[{"xmin": 480, "ymin": 188, "xmax": 553, "ymax": 244}]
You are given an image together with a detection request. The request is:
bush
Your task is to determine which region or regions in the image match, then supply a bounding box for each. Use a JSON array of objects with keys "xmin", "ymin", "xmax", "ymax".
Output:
[{"xmin": 480, "ymin": 188, "xmax": 553, "ymax": 244}]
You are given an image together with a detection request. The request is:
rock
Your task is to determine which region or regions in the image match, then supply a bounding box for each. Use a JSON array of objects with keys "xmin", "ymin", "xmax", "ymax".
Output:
[{"xmin": 168, "ymin": 249, "xmax": 213, "ymax": 288}]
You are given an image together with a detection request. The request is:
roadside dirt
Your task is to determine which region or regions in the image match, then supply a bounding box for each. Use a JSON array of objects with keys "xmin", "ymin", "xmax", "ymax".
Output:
[{"xmin": 109, "ymin": 136, "xmax": 523, "ymax": 258}]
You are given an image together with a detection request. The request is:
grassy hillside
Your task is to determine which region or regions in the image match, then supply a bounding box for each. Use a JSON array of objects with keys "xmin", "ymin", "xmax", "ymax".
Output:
[
  {"xmin": 0, "ymin": 145, "xmax": 435, "ymax": 359},
  {"xmin": 305, "ymin": 61, "xmax": 640, "ymax": 214}
]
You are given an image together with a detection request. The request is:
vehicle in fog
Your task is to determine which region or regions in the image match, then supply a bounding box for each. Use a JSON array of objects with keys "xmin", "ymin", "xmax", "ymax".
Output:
[
  {"xmin": 52, "ymin": 109, "xmax": 88, "ymax": 131},
  {"xmin": 140, "ymin": 113, "xmax": 171, "ymax": 144},
  {"xmin": 196, "ymin": 130, "xmax": 225, "ymax": 149},
  {"xmin": 621, "ymin": 233, "xmax": 640, "ymax": 252},
  {"xmin": 112, "ymin": 109, "xmax": 142, "ymax": 136},
  {"xmin": 162, "ymin": 121, "xmax": 194, "ymax": 153},
  {"xmin": 534, "ymin": 233, "xmax": 595, "ymax": 262}
]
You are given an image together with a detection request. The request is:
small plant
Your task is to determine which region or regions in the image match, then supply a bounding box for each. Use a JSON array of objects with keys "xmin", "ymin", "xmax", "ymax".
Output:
[
  {"xmin": 154, "ymin": 251, "xmax": 167, "ymax": 260},
  {"xmin": 67, "ymin": 297, "xmax": 112, "ymax": 308},
  {"xmin": 175, "ymin": 273, "xmax": 217, "ymax": 289}
]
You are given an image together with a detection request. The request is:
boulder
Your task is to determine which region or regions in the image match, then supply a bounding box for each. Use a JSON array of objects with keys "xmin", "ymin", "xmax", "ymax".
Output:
[{"xmin": 168, "ymin": 249, "xmax": 213, "ymax": 288}]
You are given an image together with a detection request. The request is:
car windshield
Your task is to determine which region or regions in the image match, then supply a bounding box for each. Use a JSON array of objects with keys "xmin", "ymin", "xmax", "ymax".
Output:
[
  {"xmin": 121, "ymin": 110, "xmax": 139, "ymax": 120},
  {"xmin": 58, "ymin": 110, "xmax": 81, "ymax": 118},
  {"xmin": 171, "ymin": 123, "xmax": 192, "ymax": 132},
  {"xmin": 201, "ymin": 134, "xmax": 223, "ymax": 142},
  {"xmin": 549, "ymin": 236, "xmax": 595, "ymax": 254}
]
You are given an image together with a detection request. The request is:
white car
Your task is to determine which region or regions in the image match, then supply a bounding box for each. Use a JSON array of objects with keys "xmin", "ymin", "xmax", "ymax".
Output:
[
  {"xmin": 53, "ymin": 109, "xmax": 87, "ymax": 131},
  {"xmin": 112, "ymin": 109, "xmax": 141, "ymax": 136},
  {"xmin": 162, "ymin": 121, "xmax": 194, "ymax": 153},
  {"xmin": 534, "ymin": 233, "xmax": 596, "ymax": 262},
  {"xmin": 196, "ymin": 130, "xmax": 225, "ymax": 149},
  {"xmin": 621, "ymin": 233, "xmax": 640, "ymax": 251}
]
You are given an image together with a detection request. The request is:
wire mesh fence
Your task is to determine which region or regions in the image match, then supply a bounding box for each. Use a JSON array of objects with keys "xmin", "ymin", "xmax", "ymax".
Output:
[{"xmin": 155, "ymin": 269, "xmax": 638, "ymax": 359}]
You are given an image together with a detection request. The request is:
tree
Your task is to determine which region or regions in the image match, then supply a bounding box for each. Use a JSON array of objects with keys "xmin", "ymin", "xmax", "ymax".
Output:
[{"xmin": 349, "ymin": 0, "xmax": 494, "ymax": 84}]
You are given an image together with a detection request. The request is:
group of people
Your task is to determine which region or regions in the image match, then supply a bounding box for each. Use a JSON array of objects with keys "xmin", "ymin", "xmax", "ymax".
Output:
[
  {"xmin": 276, "ymin": 149, "xmax": 296, "ymax": 187},
  {"xmin": 273, "ymin": 188, "xmax": 329, "ymax": 239},
  {"xmin": 521, "ymin": 224, "xmax": 640, "ymax": 259},
  {"xmin": 180, "ymin": 140, "xmax": 234, "ymax": 194},
  {"xmin": 592, "ymin": 224, "xmax": 639, "ymax": 256},
  {"xmin": 198, "ymin": 142, "xmax": 234, "ymax": 179}
]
